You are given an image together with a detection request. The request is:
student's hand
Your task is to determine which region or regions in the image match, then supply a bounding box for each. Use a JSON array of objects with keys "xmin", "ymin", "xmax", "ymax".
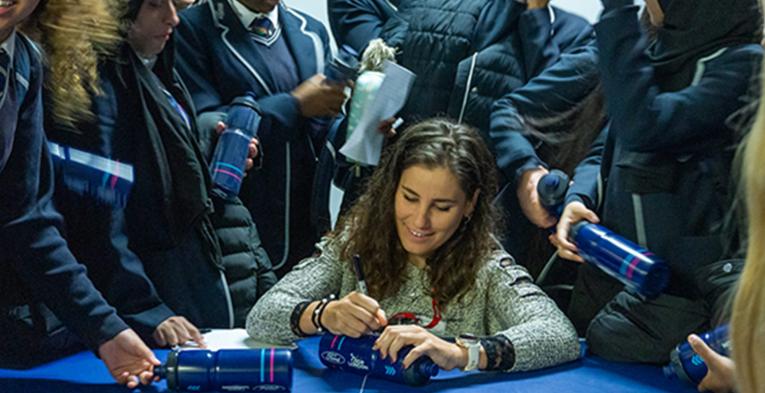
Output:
[
  {"xmin": 688, "ymin": 334, "xmax": 736, "ymax": 393},
  {"xmin": 374, "ymin": 325, "xmax": 466, "ymax": 370},
  {"xmin": 216, "ymin": 121, "xmax": 260, "ymax": 171},
  {"xmin": 321, "ymin": 291, "xmax": 388, "ymax": 337},
  {"xmin": 291, "ymin": 74, "xmax": 347, "ymax": 118},
  {"xmin": 551, "ymin": 201, "xmax": 599, "ymax": 263},
  {"xmin": 527, "ymin": 0, "xmax": 550, "ymax": 9},
  {"xmin": 517, "ymin": 167, "xmax": 557, "ymax": 229},
  {"xmin": 377, "ymin": 117, "xmax": 402, "ymax": 138},
  {"xmin": 98, "ymin": 329, "xmax": 160, "ymax": 388},
  {"xmin": 153, "ymin": 316, "xmax": 206, "ymax": 348}
]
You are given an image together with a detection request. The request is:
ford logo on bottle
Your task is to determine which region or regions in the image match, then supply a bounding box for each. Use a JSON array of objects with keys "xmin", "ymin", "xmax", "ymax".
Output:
[{"xmin": 319, "ymin": 334, "xmax": 439, "ymax": 386}]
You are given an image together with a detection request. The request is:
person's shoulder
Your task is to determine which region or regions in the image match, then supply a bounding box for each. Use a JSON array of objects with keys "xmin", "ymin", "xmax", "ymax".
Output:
[
  {"xmin": 281, "ymin": 6, "xmax": 328, "ymax": 34},
  {"xmin": 179, "ymin": 0, "xmax": 215, "ymax": 20},
  {"xmin": 550, "ymin": 6, "xmax": 591, "ymax": 27},
  {"xmin": 722, "ymin": 42, "xmax": 764, "ymax": 58},
  {"xmin": 703, "ymin": 43, "xmax": 763, "ymax": 71},
  {"xmin": 477, "ymin": 248, "xmax": 534, "ymax": 284}
]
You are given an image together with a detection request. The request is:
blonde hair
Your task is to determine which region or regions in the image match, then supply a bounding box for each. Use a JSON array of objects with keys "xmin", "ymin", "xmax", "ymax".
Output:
[
  {"xmin": 21, "ymin": 0, "xmax": 123, "ymax": 126},
  {"xmin": 731, "ymin": 59, "xmax": 765, "ymax": 392}
]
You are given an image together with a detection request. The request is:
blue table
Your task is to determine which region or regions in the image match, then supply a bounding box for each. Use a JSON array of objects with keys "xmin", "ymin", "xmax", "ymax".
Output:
[{"xmin": 0, "ymin": 336, "xmax": 696, "ymax": 392}]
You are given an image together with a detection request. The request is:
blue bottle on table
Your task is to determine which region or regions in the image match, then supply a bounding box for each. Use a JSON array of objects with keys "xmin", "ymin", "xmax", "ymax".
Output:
[
  {"xmin": 325, "ymin": 45, "xmax": 360, "ymax": 84},
  {"xmin": 156, "ymin": 348, "xmax": 293, "ymax": 392},
  {"xmin": 210, "ymin": 96, "xmax": 262, "ymax": 196},
  {"xmin": 570, "ymin": 221, "xmax": 670, "ymax": 299},
  {"xmin": 319, "ymin": 334, "xmax": 439, "ymax": 386},
  {"xmin": 663, "ymin": 325, "xmax": 730, "ymax": 385}
]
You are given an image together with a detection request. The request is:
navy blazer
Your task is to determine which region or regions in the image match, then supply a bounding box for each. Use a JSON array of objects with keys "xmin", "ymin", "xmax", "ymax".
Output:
[
  {"xmin": 176, "ymin": 0, "xmax": 332, "ymax": 272},
  {"xmin": 0, "ymin": 33, "xmax": 127, "ymax": 356}
]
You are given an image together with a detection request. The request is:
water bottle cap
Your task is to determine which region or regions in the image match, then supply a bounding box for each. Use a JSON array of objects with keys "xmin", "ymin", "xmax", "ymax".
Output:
[
  {"xmin": 662, "ymin": 364, "xmax": 677, "ymax": 379},
  {"xmin": 569, "ymin": 220, "xmax": 590, "ymax": 240},
  {"xmin": 640, "ymin": 258, "xmax": 670, "ymax": 299},
  {"xmin": 537, "ymin": 170, "xmax": 569, "ymax": 210},
  {"xmin": 161, "ymin": 349, "xmax": 181, "ymax": 390}
]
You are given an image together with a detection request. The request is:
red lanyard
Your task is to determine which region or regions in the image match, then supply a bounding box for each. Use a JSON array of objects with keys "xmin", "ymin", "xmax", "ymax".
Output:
[{"xmin": 390, "ymin": 295, "xmax": 442, "ymax": 329}]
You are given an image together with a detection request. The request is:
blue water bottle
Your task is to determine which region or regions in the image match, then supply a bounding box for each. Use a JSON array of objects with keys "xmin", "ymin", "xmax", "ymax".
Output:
[
  {"xmin": 537, "ymin": 169, "xmax": 569, "ymax": 218},
  {"xmin": 325, "ymin": 45, "xmax": 360, "ymax": 84},
  {"xmin": 319, "ymin": 334, "xmax": 439, "ymax": 386},
  {"xmin": 570, "ymin": 221, "xmax": 670, "ymax": 299},
  {"xmin": 210, "ymin": 96, "xmax": 262, "ymax": 196},
  {"xmin": 156, "ymin": 348, "xmax": 293, "ymax": 392},
  {"xmin": 663, "ymin": 325, "xmax": 730, "ymax": 386}
]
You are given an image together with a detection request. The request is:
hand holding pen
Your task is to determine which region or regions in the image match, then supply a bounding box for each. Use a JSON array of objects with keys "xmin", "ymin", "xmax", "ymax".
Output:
[{"xmin": 316, "ymin": 255, "xmax": 388, "ymax": 337}]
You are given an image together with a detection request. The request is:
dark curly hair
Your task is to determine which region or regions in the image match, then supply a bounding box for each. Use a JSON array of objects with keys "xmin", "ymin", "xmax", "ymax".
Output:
[{"xmin": 334, "ymin": 118, "xmax": 502, "ymax": 309}]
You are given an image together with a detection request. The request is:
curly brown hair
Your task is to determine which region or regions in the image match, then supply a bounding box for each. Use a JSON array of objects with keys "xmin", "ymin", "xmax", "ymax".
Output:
[
  {"xmin": 21, "ymin": 0, "xmax": 122, "ymax": 126},
  {"xmin": 335, "ymin": 118, "xmax": 502, "ymax": 309}
]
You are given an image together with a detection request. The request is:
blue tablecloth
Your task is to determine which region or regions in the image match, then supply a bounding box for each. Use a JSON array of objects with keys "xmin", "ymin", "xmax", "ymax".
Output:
[{"xmin": 0, "ymin": 336, "xmax": 697, "ymax": 392}]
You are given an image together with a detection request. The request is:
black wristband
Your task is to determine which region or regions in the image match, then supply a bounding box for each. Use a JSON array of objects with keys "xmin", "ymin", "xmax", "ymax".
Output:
[
  {"xmin": 312, "ymin": 295, "xmax": 337, "ymax": 333},
  {"xmin": 290, "ymin": 301, "xmax": 313, "ymax": 337},
  {"xmin": 480, "ymin": 335, "xmax": 516, "ymax": 371}
]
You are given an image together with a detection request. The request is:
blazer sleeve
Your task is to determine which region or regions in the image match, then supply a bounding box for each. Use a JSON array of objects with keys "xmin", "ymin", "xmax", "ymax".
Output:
[
  {"xmin": 327, "ymin": 0, "xmax": 395, "ymax": 53},
  {"xmin": 0, "ymin": 56, "xmax": 128, "ymax": 350},
  {"xmin": 565, "ymin": 124, "xmax": 607, "ymax": 210},
  {"xmin": 490, "ymin": 23, "xmax": 599, "ymax": 183},
  {"xmin": 52, "ymin": 72, "xmax": 176, "ymax": 343}
]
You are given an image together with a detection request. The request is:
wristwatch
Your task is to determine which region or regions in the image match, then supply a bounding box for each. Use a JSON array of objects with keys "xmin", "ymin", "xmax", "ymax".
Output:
[{"xmin": 456, "ymin": 333, "xmax": 481, "ymax": 371}]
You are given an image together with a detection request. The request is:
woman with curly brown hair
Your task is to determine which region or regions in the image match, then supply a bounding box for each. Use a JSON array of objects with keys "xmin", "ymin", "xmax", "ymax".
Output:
[{"xmin": 247, "ymin": 118, "xmax": 579, "ymax": 373}]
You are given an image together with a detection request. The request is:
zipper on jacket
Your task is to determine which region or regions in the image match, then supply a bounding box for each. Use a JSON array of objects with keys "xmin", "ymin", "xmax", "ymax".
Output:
[
  {"xmin": 218, "ymin": 271, "xmax": 235, "ymax": 328},
  {"xmin": 458, "ymin": 52, "xmax": 479, "ymax": 124}
]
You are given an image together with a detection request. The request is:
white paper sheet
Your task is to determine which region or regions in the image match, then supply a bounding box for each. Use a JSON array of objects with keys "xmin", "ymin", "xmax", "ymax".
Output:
[
  {"xmin": 180, "ymin": 328, "xmax": 297, "ymax": 350},
  {"xmin": 339, "ymin": 61, "xmax": 416, "ymax": 166}
]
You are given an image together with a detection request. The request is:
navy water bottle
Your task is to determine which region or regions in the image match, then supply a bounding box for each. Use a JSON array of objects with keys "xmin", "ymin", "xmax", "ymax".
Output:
[
  {"xmin": 663, "ymin": 325, "xmax": 730, "ymax": 385},
  {"xmin": 537, "ymin": 169, "xmax": 569, "ymax": 218},
  {"xmin": 319, "ymin": 334, "xmax": 439, "ymax": 386},
  {"xmin": 570, "ymin": 221, "xmax": 670, "ymax": 298},
  {"xmin": 155, "ymin": 348, "xmax": 293, "ymax": 392},
  {"xmin": 325, "ymin": 45, "xmax": 360, "ymax": 84},
  {"xmin": 210, "ymin": 96, "xmax": 262, "ymax": 196}
]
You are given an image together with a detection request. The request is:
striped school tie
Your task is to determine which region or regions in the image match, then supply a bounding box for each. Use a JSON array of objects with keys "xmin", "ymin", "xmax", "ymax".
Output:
[{"xmin": 250, "ymin": 16, "xmax": 275, "ymax": 39}]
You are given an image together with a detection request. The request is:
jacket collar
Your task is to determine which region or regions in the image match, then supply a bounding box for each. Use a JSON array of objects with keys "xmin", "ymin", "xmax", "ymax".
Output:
[{"xmin": 209, "ymin": 0, "xmax": 324, "ymax": 93}]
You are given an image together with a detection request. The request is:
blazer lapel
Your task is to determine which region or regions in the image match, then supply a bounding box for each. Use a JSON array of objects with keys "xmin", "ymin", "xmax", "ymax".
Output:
[
  {"xmin": 279, "ymin": 4, "xmax": 325, "ymax": 82},
  {"xmin": 210, "ymin": 0, "xmax": 277, "ymax": 95}
]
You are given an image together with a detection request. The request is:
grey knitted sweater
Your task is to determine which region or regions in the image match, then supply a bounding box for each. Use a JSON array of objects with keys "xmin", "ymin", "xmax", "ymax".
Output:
[{"xmin": 246, "ymin": 237, "xmax": 580, "ymax": 372}]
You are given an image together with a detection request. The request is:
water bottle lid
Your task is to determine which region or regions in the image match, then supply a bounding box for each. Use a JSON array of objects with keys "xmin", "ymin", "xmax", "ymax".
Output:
[
  {"xmin": 161, "ymin": 349, "xmax": 181, "ymax": 390},
  {"xmin": 662, "ymin": 364, "xmax": 677, "ymax": 379},
  {"xmin": 640, "ymin": 258, "xmax": 670, "ymax": 299},
  {"xmin": 569, "ymin": 220, "xmax": 590, "ymax": 241},
  {"xmin": 537, "ymin": 170, "xmax": 569, "ymax": 209},
  {"xmin": 417, "ymin": 358, "xmax": 439, "ymax": 377}
]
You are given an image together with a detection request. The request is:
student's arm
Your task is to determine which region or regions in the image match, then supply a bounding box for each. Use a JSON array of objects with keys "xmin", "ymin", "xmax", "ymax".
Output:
[
  {"xmin": 596, "ymin": 3, "xmax": 763, "ymax": 154},
  {"xmin": 485, "ymin": 257, "xmax": 580, "ymax": 371},
  {"xmin": 0, "ymin": 58, "xmax": 128, "ymax": 350},
  {"xmin": 490, "ymin": 43, "xmax": 599, "ymax": 185},
  {"xmin": 327, "ymin": 0, "xmax": 397, "ymax": 53}
]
